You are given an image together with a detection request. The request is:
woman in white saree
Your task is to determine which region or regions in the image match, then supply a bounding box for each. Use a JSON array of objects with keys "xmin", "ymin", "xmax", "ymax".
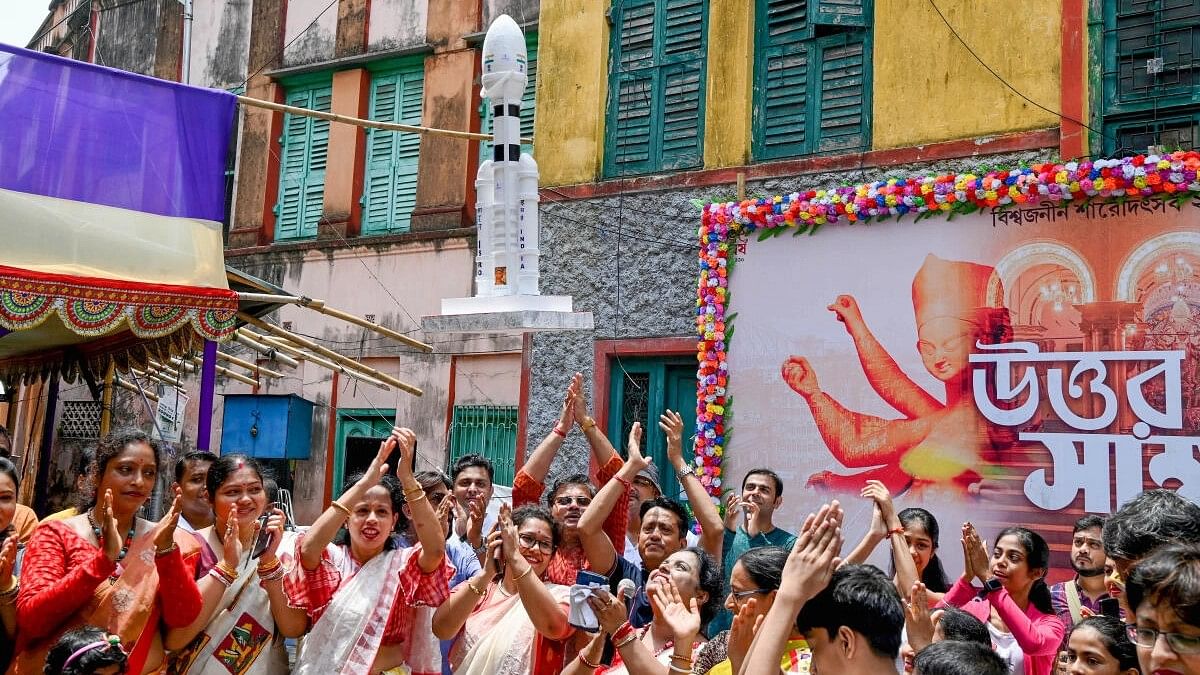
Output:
[
  {"xmin": 285, "ymin": 427, "xmax": 452, "ymax": 675},
  {"xmin": 433, "ymin": 503, "xmax": 575, "ymax": 675},
  {"xmin": 165, "ymin": 455, "xmax": 307, "ymax": 675}
]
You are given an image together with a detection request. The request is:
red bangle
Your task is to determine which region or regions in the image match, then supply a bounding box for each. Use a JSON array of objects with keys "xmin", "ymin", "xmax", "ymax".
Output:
[
  {"xmin": 615, "ymin": 476, "xmax": 631, "ymax": 489},
  {"xmin": 552, "ymin": 425, "xmax": 567, "ymax": 438},
  {"xmin": 889, "ymin": 526, "xmax": 905, "ymax": 536},
  {"xmin": 612, "ymin": 620, "xmax": 634, "ymax": 642}
]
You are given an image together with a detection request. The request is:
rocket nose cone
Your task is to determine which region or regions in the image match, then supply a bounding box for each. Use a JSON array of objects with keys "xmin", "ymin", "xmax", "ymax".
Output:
[{"xmin": 482, "ymin": 14, "xmax": 526, "ymax": 65}]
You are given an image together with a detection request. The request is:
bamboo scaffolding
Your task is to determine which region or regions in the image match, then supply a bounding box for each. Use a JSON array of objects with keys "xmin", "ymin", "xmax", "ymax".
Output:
[
  {"xmin": 246, "ymin": 332, "xmax": 393, "ymax": 392},
  {"xmin": 300, "ymin": 302, "xmax": 432, "ymax": 352},
  {"xmin": 113, "ymin": 376, "xmax": 159, "ymax": 403},
  {"xmin": 216, "ymin": 352, "xmax": 285, "ymax": 379},
  {"xmin": 233, "ymin": 331, "xmax": 301, "ymax": 368},
  {"xmin": 236, "ymin": 95, "xmax": 533, "ymax": 144}
]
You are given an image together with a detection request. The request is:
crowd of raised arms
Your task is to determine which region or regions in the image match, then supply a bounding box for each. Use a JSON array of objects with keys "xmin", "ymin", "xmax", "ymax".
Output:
[{"xmin": 0, "ymin": 374, "xmax": 1198, "ymax": 675}]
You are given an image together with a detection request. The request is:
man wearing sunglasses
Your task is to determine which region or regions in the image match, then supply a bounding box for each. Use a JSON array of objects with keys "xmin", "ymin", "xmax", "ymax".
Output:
[{"xmin": 1125, "ymin": 543, "xmax": 1200, "ymax": 675}]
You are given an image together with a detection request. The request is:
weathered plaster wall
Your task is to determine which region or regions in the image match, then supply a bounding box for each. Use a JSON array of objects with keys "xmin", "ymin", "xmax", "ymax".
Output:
[
  {"xmin": 94, "ymin": 0, "xmax": 161, "ymax": 75},
  {"xmin": 482, "ymin": 0, "xmax": 539, "ymax": 25},
  {"xmin": 703, "ymin": 0, "xmax": 753, "ymax": 169},
  {"xmin": 527, "ymin": 148, "xmax": 1057, "ymax": 486},
  {"xmin": 189, "ymin": 0, "xmax": 252, "ymax": 89},
  {"xmin": 367, "ymin": 0, "xmax": 427, "ymax": 51},
  {"xmin": 282, "ymin": 0, "xmax": 337, "ymax": 66}
]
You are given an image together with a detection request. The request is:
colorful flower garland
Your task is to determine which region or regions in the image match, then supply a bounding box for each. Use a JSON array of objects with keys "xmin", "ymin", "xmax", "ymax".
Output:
[{"xmin": 692, "ymin": 151, "xmax": 1200, "ymax": 500}]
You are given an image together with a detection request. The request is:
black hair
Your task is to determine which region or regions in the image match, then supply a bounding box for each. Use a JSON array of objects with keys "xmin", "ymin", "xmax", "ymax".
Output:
[
  {"xmin": 205, "ymin": 454, "xmax": 271, "ymax": 502},
  {"xmin": 79, "ymin": 429, "xmax": 162, "ymax": 510},
  {"xmin": 664, "ymin": 546, "xmax": 723, "ymax": 627},
  {"xmin": 43, "ymin": 625, "xmax": 128, "ymax": 675},
  {"xmin": 1104, "ymin": 489, "xmax": 1200, "ymax": 563},
  {"xmin": 0, "ymin": 425, "xmax": 10, "ymax": 456},
  {"xmin": 741, "ymin": 468, "xmax": 784, "ymax": 497},
  {"xmin": 1072, "ymin": 514, "xmax": 1106, "ymax": 536},
  {"xmin": 174, "ymin": 450, "xmax": 218, "ymax": 484},
  {"xmin": 1126, "ymin": 543, "xmax": 1200, "ymax": 628},
  {"xmin": 639, "ymin": 497, "xmax": 691, "ymax": 536},
  {"xmin": 796, "ymin": 564, "xmax": 904, "ymax": 659},
  {"xmin": 897, "ymin": 508, "xmax": 951, "ymax": 593},
  {"xmin": 734, "ymin": 545, "xmax": 787, "ymax": 592},
  {"xmin": 912, "ymin": 640, "xmax": 1008, "ymax": 675},
  {"xmin": 398, "ymin": 470, "xmax": 452, "ymax": 534},
  {"xmin": 332, "ymin": 473, "xmax": 403, "ymax": 549},
  {"xmin": 0, "ymin": 457, "xmax": 19, "ymax": 495},
  {"xmin": 451, "ymin": 454, "xmax": 494, "ymax": 483},
  {"xmin": 548, "ymin": 472, "xmax": 595, "ymax": 505},
  {"xmin": 512, "ymin": 504, "xmax": 561, "ymax": 551},
  {"xmin": 993, "ymin": 526, "xmax": 1053, "ymax": 615},
  {"xmin": 75, "ymin": 446, "xmax": 97, "ymax": 477},
  {"xmin": 1068, "ymin": 615, "xmax": 1139, "ymax": 672},
  {"xmin": 936, "ymin": 607, "xmax": 990, "ymax": 646}
]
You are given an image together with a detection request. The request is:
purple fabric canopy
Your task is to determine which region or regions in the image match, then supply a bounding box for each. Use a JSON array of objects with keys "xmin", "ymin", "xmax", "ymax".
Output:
[{"xmin": 0, "ymin": 43, "xmax": 235, "ymax": 222}]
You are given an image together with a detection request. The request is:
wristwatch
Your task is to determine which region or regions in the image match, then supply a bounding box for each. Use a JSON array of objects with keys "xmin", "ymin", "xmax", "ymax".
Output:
[
  {"xmin": 983, "ymin": 577, "xmax": 1003, "ymax": 594},
  {"xmin": 580, "ymin": 416, "xmax": 597, "ymax": 432},
  {"xmin": 677, "ymin": 464, "xmax": 696, "ymax": 480}
]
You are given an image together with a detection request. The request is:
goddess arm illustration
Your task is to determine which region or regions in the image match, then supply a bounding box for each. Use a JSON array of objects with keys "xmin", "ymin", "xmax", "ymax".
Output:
[{"xmin": 782, "ymin": 254, "xmax": 1014, "ymax": 495}]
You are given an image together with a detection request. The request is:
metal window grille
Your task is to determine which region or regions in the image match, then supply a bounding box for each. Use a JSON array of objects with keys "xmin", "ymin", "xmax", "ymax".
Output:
[
  {"xmin": 59, "ymin": 400, "xmax": 101, "ymax": 439},
  {"xmin": 448, "ymin": 405, "xmax": 518, "ymax": 485}
]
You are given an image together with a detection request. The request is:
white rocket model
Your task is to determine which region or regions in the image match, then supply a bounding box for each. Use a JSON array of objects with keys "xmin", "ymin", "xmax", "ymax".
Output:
[{"xmin": 476, "ymin": 14, "xmax": 540, "ymax": 298}]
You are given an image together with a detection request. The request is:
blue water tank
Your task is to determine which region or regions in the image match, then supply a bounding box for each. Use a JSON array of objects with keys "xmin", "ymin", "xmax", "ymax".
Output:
[{"xmin": 220, "ymin": 394, "xmax": 315, "ymax": 459}]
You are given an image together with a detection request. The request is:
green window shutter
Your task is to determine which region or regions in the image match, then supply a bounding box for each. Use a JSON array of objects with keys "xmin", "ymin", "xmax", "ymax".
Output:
[
  {"xmin": 362, "ymin": 67, "xmax": 423, "ymax": 235},
  {"xmin": 753, "ymin": 0, "xmax": 811, "ymax": 160},
  {"xmin": 605, "ymin": 0, "xmax": 706, "ymax": 177},
  {"xmin": 275, "ymin": 84, "xmax": 331, "ymax": 240},
  {"xmin": 815, "ymin": 34, "xmax": 868, "ymax": 153},
  {"xmin": 448, "ymin": 405, "xmax": 518, "ymax": 486},
  {"xmin": 811, "ymin": 0, "xmax": 868, "ymax": 27}
]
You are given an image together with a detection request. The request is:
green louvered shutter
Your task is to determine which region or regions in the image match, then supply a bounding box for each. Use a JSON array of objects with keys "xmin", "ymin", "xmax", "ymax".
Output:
[
  {"xmin": 753, "ymin": 0, "xmax": 811, "ymax": 160},
  {"xmin": 448, "ymin": 405, "xmax": 518, "ymax": 486},
  {"xmin": 362, "ymin": 67, "xmax": 423, "ymax": 235},
  {"xmin": 605, "ymin": 0, "xmax": 706, "ymax": 177},
  {"xmin": 479, "ymin": 35, "xmax": 537, "ymax": 164},
  {"xmin": 811, "ymin": 0, "xmax": 868, "ymax": 27},
  {"xmin": 275, "ymin": 84, "xmax": 331, "ymax": 240},
  {"xmin": 815, "ymin": 34, "xmax": 868, "ymax": 152}
]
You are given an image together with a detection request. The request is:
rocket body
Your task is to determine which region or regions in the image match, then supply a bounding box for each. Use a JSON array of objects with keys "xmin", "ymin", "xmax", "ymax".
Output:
[{"xmin": 477, "ymin": 14, "xmax": 540, "ymax": 297}]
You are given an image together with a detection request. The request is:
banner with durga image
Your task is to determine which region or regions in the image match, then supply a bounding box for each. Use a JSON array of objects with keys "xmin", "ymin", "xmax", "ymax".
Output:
[{"xmin": 723, "ymin": 199, "xmax": 1200, "ymax": 571}]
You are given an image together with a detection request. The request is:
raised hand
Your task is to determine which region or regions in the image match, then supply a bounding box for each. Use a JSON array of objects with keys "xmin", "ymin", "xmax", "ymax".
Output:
[
  {"xmin": 466, "ymin": 497, "xmax": 486, "ymax": 549},
  {"xmin": 649, "ymin": 577, "xmax": 701, "ymax": 645},
  {"xmin": 778, "ymin": 501, "xmax": 844, "ymax": 605},
  {"xmin": 480, "ymin": 526, "xmax": 503, "ymax": 579},
  {"xmin": 625, "ymin": 422, "xmax": 647, "ymax": 472},
  {"xmin": 961, "ymin": 522, "xmax": 990, "ymax": 584},
  {"xmin": 152, "ymin": 487, "xmax": 183, "ymax": 555},
  {"xmin": 743, "ymin": 500, "xmax": 762, "ymax": 538},
  {"xmin": 587, "ymin": 587, "xmax": 632, "ymax": 636},
  {"xmin": 862, "ymin": 479, "xmax": 899, "ymax": 527},
  {"xmin": 659, "ymin": 409, "xmax": 685, "ymax": 466},
  {"xmin": 393, "ymin": 427, "xmax": 417, "ymax": 479},
  {"xmin": 99, "ymin": 489, "xmax": 122, "ymax": 562},
  {"xmin": 727, "ymin": 598, "xmax": 762, "ymax": 673},
  {"xmin": 723, "ymin": 492, "xmax": 743, "ymax": 532},
  {"xmin": 0, "ymin": 538, "xmax": 15, "ymax": 589},
  {"xmin": 220, "ymin": 512, "xmax": 243, "ymax": 568},
  {"xmin": 435, "ymin": 494, "xmax": 456, "ymax": 539},
  {"xmin": 357, "ymin": 433, "xmax": 398, "ymax": 491},
  {"xmin": 497, "ymin": 503, "xmax": 524, "ymax": 568},
  {"xmin": 261, "ymin": 508, "xmax": 286, "ymax": 560},
  {"xmin": 904, "ymin": 581, "xmax": 935, "ymax": 651},
  {"xmin": 828, "ymin": 294, "xmax": 864, "ymax": 329},
  {"xmin": 568, "ymin": 372, "xmax": 589, "ymax": 426},
  {"xmin": 782, "ymin": 356, "xmax": 820, "ymax": 397}
]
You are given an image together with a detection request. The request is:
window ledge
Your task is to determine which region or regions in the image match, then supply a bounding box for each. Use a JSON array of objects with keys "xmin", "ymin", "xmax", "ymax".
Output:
[{"xmin": 225, "ymin": 227, "xmax": 477, "ymax": 258}]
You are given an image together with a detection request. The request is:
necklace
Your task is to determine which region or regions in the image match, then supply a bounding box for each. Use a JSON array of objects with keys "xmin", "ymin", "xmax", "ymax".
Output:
[
  {"xmin": 87, "ymin": 512, "xmax": 137, "ymax": 582},
  {"xmin": 640, "ymin": 625, "xmax": 674, "ymax": 656}
]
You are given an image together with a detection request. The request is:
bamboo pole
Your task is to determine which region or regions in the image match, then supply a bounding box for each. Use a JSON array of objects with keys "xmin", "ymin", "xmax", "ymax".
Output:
[
  {"xmin": 217, "ymin": 352, "xmax": 285, "ymax": 379},
  {"xmin": 298, "ymin": 301, "xmax": 432, "ymax": 353},
  {"xmin": 252, "ymin": 334, "xmax": 392, "ymax": 391},
  {"xmin": 114, "ymin": 376, "xmax": 159, "ymax": 403},
  {"xmin": 132, "ymin": 368, "xmax": 183, "ymax": 390},
  {"xmin": 236, "ymin": 292, "xmax": 319, "ymax": 306},
  {"xmin": 234, "ymin": 331, "xmax": 301, "ymax": 368},
  {"xmin": 236, "ymin": 95, "xmax": 533, "ymax": 144},
  {"xmin": 99, "ymin": 361, "xmax": 115, "ymax": 436}
]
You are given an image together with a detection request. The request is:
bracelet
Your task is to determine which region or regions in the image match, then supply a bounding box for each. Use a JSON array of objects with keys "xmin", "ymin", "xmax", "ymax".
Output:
[
  {"xmin": 676, "ymin": 464, "xmax": 696, "ymax": 480},
  {"xmin": 668, "ymin": 663, "xmax": 690, "ymax": 673},
  {"xmin": 580, "ymin": 416, "xmax": 596, "ymax": 432},
  {"xmin": 0, "ymin": 579, "xmax": 18, "ymax": 602},
  {"xmin": 669, "ymin": 653, "xmax": 693, "ymax": 663},
  {"xmin": 889, "ymin": 526, "xmax": 906, "ymax": 536},
  {"xmin": 613, "ymin": 632, "xmax": 638, "ymax": 649},
  {"xmin": 257, "ymin": 558, "xmax": 283, "ymax": 577},
  {"xmin": 216, "ymin": 561, "xmax": 240, "ymax": 581},
  {"xmin": 513, "ymin": 565, "xmax": 533, "ymax": 582},
  {"xmin": 155, "ymin": 542, "xmax": 178, "ymax": 558},
  {"xmin": 578, "ymin": 652, "xmax": 602, "ymax": 668},
  {"xmin": 330, "ymin": 501, "xmax": 352, "ymax": 518},
  {"xmin": 615, "ymin": 475, "xmax": 631, "ymax": 489},
  {"xmin": 611, "ymin": 621, "xmax": 634, "ymax": 642},
  {"xmin": 466, "ymin": 580, "xmax": 486, "ymax": 597},
  {"xmin": 207, "ymin": 567, "xmax": 235, "ymax": 588},
  {"xmin": 552, "ymin": 425, "xmax": 567, "ymax": 438},
  {"xmin": 405, "ymin": 491, "xmax": 428, "ymax": 505},
  {"xmin": 257, "ymin": 565, "xmax": 285, "ymax": 583}
]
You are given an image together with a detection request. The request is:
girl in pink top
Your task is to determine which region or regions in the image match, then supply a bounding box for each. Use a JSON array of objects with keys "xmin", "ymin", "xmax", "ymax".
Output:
[{"xmin": 939, "ymin": 524, "xmax": 1065, "ymax": 675}]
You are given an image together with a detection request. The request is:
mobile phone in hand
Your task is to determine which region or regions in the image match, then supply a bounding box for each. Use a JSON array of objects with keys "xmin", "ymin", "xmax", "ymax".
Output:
[{"xmin": 250, "ymin": 504, "xmax": 278, "ymax": 559}]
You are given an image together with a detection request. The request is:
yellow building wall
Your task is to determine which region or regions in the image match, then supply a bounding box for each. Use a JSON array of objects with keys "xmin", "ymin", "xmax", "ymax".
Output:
[
  {"xmin": 533, "ymin": 1, "xmax": 610, "ymax": 187},
  {"xmin": 703, "ymin": 0, "xmax": 754, "ymax": 168},
  {"xmin": 872, "ymin": 0, "xmax": 1061, "ymax": 149}
]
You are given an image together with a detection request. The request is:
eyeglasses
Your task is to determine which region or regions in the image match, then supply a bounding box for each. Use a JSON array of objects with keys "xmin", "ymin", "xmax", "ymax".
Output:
[
  {"xmin": 729, "ymin": 588, "xmax": 769, "ymax": 603},
  {"xmin": 1127, "ymin": 625, "xmax": 1200, "ymax": 654},
  {"xmin": 517, "ymin": 533, "xmax": 554, "ymax": 553},
  {"xmin": 553, "ymin": 496, "xmax": 592, "ymax": 507}
]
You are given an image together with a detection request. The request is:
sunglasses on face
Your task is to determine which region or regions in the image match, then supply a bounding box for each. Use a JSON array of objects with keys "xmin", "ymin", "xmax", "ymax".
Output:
[{"xmin": 553, "ymin": 496, "xmax": 592, "ymax": 507}]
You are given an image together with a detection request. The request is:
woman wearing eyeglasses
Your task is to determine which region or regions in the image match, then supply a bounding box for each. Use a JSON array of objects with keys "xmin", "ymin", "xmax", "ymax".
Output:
[
  {"xmin": 691, "ymin": 546, "xmax": 810, "ymax": 675},
  {"xmin": 433, "ymin": 503, "xmax": 575, "ymax": 675},
  {"xmin": 1125, "ymin": 543, "xmax": 1200, "ymax": 675}
]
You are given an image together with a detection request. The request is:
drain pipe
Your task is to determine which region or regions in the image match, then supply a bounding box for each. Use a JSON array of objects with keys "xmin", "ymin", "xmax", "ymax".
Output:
[{"xmin": 180, "ymin": 0, "xmax": 192, "ymax": 82}]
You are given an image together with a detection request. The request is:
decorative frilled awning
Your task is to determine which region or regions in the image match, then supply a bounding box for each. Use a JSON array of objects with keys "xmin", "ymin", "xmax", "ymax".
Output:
[{"xmin": 0, "ymin": 44, "xmax": 238, "ymax": 384}]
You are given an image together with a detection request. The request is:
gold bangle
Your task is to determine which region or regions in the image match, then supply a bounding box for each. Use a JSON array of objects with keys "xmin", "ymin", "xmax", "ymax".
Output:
[
  {"xmin": 613, "ymin": 632, "xmax": 638, "ymax": 649},
  {"xmin": 330, "ymin": 500, "xmax": 352, "ymax": 518},
  {"xmin": 405, "ymin": 491, "xmax": 428, "ymax": 505},
  {"xmin": 154, "ymin": 542, "xmax": 178, "ymax": 558},
  {"xmin": 578, "ymin": 652, "xmax": 602, "ymax": 668},
  {"xmin": 215, "ymin": 561, "xmax": 240, "ymax": 581},
  {"xmin": 513, "ymin": 565, "xmax": 533, "ymax": 582},
  {"xmin": 466, "ymin": 580, "xmax": 486, "ymax": 597},
  {"xmin": 580, "ymin": 416, "xmax": 596, "ymax": 432}
]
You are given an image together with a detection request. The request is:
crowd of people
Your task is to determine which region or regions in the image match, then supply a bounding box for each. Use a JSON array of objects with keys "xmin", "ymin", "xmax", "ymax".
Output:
[{"xmin": 0, "ymin": 375, "xmax": 1198, "ymax": 675}]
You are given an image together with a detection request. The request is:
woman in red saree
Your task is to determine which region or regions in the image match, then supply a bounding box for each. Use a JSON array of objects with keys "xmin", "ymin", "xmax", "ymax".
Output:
[{"xmin": 12, "ymin": 428, "xmax": 203, "ymax": 674}]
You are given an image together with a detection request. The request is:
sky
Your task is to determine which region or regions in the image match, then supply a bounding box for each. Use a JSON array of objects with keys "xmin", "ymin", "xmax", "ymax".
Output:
[{"xmin": 1, "ymin": 0, "xmax": 53, "ymax": 48}]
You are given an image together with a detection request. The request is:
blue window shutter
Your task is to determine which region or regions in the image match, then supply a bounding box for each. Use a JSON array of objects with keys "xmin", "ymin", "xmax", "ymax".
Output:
[
  {"xmin": 815, "ymin": 34, "xmax": 868, "ymax": 153},
  {"xmin": 362, "ymin": 67, "xmax": 423, "ymax": 235},
  {"xmin": 276, "ymin": 85, "xmax": 330, "ymax": 240},
  {"xmin": 811, "ymin": 0, "xmax": 867, "ymax": 27}
]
